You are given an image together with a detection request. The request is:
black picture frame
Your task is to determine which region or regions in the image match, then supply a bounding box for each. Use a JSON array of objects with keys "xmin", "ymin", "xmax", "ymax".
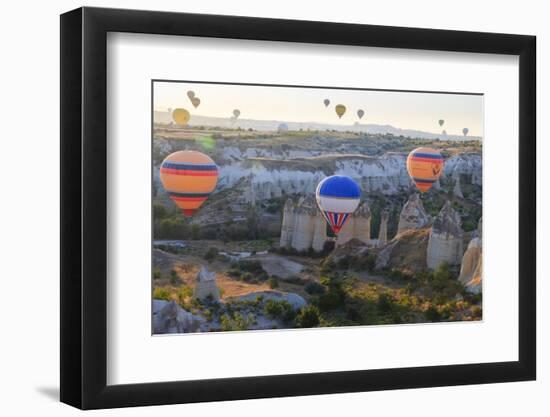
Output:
[{"xmin": 60, "ymin": 6, "xmax": 536, "ymax": 410}]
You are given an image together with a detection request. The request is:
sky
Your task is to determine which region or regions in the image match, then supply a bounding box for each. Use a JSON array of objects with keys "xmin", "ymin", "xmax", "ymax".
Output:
[{"xmin": 153, "ymin": 81, "xmax": 484, "ymax": 137}]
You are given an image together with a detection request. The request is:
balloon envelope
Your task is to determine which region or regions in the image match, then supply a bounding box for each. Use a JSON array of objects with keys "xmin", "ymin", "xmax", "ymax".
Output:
[
  {"xmin": 357, "ymin": 109, "xmax": 365, "ymax": 119},
  {"xmin": 316, "ymin": 175, "xmax": 361, "ymax": 234},
  {"xmin": 278, "ymin": 123, "xmax": 289, "ymax": 132},
  {"xmin": 438, "ymin": 119, "xmax": 445, "ymax": 127},
  {"xmin": 187, "ymin": 90, "xmax": 195, "ymax": 99},
  {"xmin": 406, "ymin": 147, "xmax": 445, "ymax": 193},
  {"xmin": 191, "ymin": 97, "xmax": 201, "ymax": 108},
  {"xmin": 462, "ymin": 128, "xmax": 469, "ymax": 136},
  {"xmin": 324, "ymin": 99, "xmax": 330, "ymax": 107},
  {"xmin": 233, "ymin": 109, "xmax": 241, "ymax": 118},
  {"xmin": 335, "ymin": 104, "xmax": 346, "ymax": 119},
  {"xmin": 172, "ymin": 108, "xmax": 190, "ymax": 126},
  {"xmin": 160, "ymin": 151, "xmax": 218, "ymax": 217}
]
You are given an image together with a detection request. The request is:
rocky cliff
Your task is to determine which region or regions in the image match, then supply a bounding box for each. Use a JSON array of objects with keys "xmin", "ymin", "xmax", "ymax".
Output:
[
  {"xmin": 458, "ymin": 217, "xmax": 482, "ymax": 293},
  {"xmin": 426, "ymin": 201, "xmax": 464, "ymax": 269},
  {"xmin": 397, "ymin": 194, "xmax": 430, "ymax": 234},
  {"xmin": 336, "ymin": 202, "xmax": 372, "ymax": 246},
  {"xmin": 194, "ymin": 266, "xmax": 220, "ymax": 302}
]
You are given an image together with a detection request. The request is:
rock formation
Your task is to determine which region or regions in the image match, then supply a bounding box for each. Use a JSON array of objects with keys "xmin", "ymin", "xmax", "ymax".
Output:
[
  {"xmin": 311, "ymin": 212, "xmax": 328, "ymax": 252},
  {"xmin": 336, "ymin": 202, "xmax": 371, "ymax": 246},
  {"xmin": 397, "ymin": 194, "xmax": 429, "ymax": 234},
  {"xmin": 375, "ymin": 228, "xmax": 430, "ymax": 272},
  {"xmin": 458, "ymin": 238, "xmax": 482, "ymax": 288},
  {"xmin": 152, "ymin": 300, "xmax": 205, "ymax": 334},
  {"xmin": 459, "ymin": 217, "xmax": 482, "ymax": 293},
  {"xmin": 291, "ymin": 196, "xmax": 317, "ymax": 251},
  {"xmin": 194, "ymin": 266, "xmax": 220, "ymax": 302},
  {"xmin": 377, "ymin": 208, "xmax": 389, "ymax": 247},
  {"xmin": 453, "ymin": 176, "xmax": 464, "ymax": 198},
  {"xmin": 279, "ymin": 199, "xmax": 295, "ymax": 248},
  {"xmin": 426, "ymin": 201, "xmax": 464, "ymax": 269}
]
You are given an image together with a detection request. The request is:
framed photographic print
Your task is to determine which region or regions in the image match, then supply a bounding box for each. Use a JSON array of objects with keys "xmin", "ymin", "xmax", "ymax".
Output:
[{"xmin": 60, "ymin": 6, "xmax": 536, "ymax": 409}]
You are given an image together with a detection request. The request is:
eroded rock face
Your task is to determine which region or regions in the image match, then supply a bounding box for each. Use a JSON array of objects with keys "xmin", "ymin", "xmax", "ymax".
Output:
[
  {"xmin": 459, "ymin": 217, "xmax": 483, "ymax": 294},
  {"xmin": 194, "ymin": 266, "xmax": 220, "ymax": 302},
  {"xmin": 374, "ymin": 228, "xmax": 430, "ymax": 272},
  {"xmin": 152, "ymin": 300, "xmax": 205, "ymax": 334},
  {"xmin": 397, "ymin": 194, "xmax": 429, "ymax": 234},
  {"xmin": 453, "ymin": 176, "xmax": 464, "ymax": 198},
  {"xmin": 336, "ymin": 202, "xmax": 371, "ymax": 246},
  {"xmin": 458, "ymin": 238, "xmax": 482, "ymax": 286},
  {"xmin": 377, "ymin": 209, "xmax": 390, "ymax": 247},
  {"xmin": 426, "ymin": 201, "xmax": 464, "ymax": 269}
]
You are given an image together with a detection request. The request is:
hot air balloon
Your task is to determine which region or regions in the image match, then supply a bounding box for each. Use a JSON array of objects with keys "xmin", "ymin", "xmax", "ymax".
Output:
[
  {"xmin": 159, "ymin": 150, "xmax": 218, "ymax": 217},
  {"xmin": 172, "ymin": 108, "xmax": 190, "ymax": 126},
  {"xmin": 438, "ymin": 119, "xmax": 445, "ymax": 127},
  {"xmin": 406, "ymin": 147, "xmax": 445, "ymax": 193},
  {"xmin": 357, "ymin": 109, "xmax": 365, "ymax": 120},
  {"xmin": 278, "ymin": 123, "xmax": 289, "ymax": 132},
  {"xmin": 316, "ymin": 175, "xmax": 361, "ymax": 235},
  {"xmin": 335, "ymin": 104, "xmax": 346, "ymax": 119},
  {"xmin": 187, "ymin": 90, "xmax": 195, "ymax": 100},
  {"xmin": 191, "ymin": 97, "xmax": 201, "ymax": 108},
  {"xmin": 324, "ymin": 99, "xmax": 330, "ymax": 107},
  {"xmin": 233, "ymin": 109, "xmax": 241, "ymax": 119},
  {"xmin": 462, "ymin": 128, "xmax": 469, "ymax": 136}
]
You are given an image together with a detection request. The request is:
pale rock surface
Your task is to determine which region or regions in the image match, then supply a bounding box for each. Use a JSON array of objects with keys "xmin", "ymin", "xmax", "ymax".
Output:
[
  {"xmin": 377, "ymin": 208, "xmax": 390, "ymax": 247},
  {"xmin": 234, "ymin": 291, "xmax": 307, "ymax": 310},
  {"xmin": 290, "ymin": 196, "xmax": 317, "ymax": 251},
  {"xmin": 152, "ymin": 300, "xmax": 206, "ymax": 334},
  {"xmin": 459, "ymin": 217, "xmax": 483, "ymax": 293},
  {"xmin": 194, "ymin": 266, "xmax": 220, "ymax": 302},
  {"xmin": 397, "ymin": 194, "xmax": 429, "ymax": 234},
  {"xmin": 426, "ymin": 201, "xmax": 464, "ymax": 269},
  {"xmin": 458, "ymin": 238, "xmax": 482, "ymax": 285},
  {"xmin": 336, "ymin": 202, "xmax": 371, "ymax": 246},
  {"xmin": 453, "ymin": 176, "xmax": 464, "ymax": 198},
  {"xmin": 279, "ymin": 199, "xmax": 296, "ymax": 248}
]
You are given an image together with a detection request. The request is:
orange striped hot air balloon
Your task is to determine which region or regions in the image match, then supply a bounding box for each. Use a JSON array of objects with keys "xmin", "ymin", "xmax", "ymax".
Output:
[
  {"xmin": 160, "ymin": 151, "xmax": 219, "ymax": 217},
  {"xmin": 406, "ymin": 147, "xmax": 445, "ymax": 193}
]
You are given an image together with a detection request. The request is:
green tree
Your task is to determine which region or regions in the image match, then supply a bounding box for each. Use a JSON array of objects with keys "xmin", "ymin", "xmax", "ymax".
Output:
[{"xmin": 295, "ymin": 305, "xmax": 320, "ymax": 328}]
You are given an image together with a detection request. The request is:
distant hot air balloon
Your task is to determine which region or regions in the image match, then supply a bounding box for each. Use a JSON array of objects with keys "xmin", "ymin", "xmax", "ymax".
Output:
[
  {"xmin": 159, "ymin": 150, "xmax": 219, "ymax": 217},
  {"xmin": 462, "ymin": 128, "xmax": 469, "ymax": 137},
  {"xmin": 438, "ymin": 119, "xmax": 445, "ymax": 127},
  {"xmin": 187, "ymin": 90, "xmax": 195, "ymax": 100},
  {"xmin": 191, "ymin": 97, "xmax": 201, "ymax": 108},
  {"xmin": 324, "ymin": 99, "xmax": 330, "ymax": 107},
  {"xmin": 316, "ymin": 175, "xmax": 361, "ymax": 235},
  {"xmin": 172, "ymin": 108, "xmax": 190, "ymax": 126},
  {"xmin": 233, "ymin": 109, "xmax": 241, "ymax": 119},
  {"xmin": 357, "ymin": 109, "xmax": 365, "ymax": 120},
  {"xmin": 406, "ymin": 147, "xmax": 445, "ymax": 193},
  {"xmin": 335, "ymin": 104, "xmax": 346, "ymax": 119},
  {"xmin": 278, "ymin": 123, "xmax": 289, "ymax": 132}
]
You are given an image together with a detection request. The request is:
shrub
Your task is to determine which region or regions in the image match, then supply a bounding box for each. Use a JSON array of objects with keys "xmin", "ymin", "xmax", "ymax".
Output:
[
  {"xmin": 425, "ymin": 306, "xmax": 442, "ymax": 322},
  {"xmin": 268, "ymin": 277, "xmax": 279, "ymax": 289},
  {"xmin": 169, "ymin": 269, "xmax": 180, "ymax": 285},
  {"xmin": 153, "ymin": 286, "xmax": 171, "ymax": 301},
  {"xmin": 220, "ymin": 312, "xmax": 253, "ymax": 331},
  {"xmin": 152, "ymin": 267, "xmax": 162, "ymax": 280},
  {"xmin": 204, "ymin": 247, "xmax": 219, "ymax": 262},
  {"xmin": 264, "ymin": 300, "xmax": 296, "ymax": 323},
  {"xmin": 295, "ymin": 305, "xmax": 321, "ymax": 328},
  {"xmin": 377, "ymin": 293, "xmax": 393, "ymax": 313},
  {"xmin": 304, "ymin": 281, "xmax": 325, "ymax": 295}
]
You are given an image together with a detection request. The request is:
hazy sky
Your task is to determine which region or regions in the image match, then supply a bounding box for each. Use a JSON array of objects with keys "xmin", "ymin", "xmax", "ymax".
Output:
[{"xmin": 153, "ymin": 81, "xmax": 483, "ymax": 137}]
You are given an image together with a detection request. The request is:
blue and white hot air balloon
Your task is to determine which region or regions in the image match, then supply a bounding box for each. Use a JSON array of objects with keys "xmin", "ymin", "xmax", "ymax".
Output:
[{"xmin": 316, "ymin": 175, "xmax": 361, "ymax": 235}]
